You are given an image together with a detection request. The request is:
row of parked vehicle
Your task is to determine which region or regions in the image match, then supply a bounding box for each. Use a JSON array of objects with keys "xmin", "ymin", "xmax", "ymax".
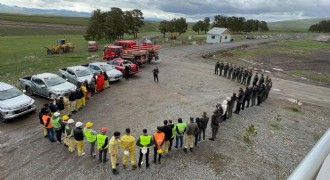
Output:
[{"xmin": 0, "ymin": 40, "xmax": 159, "ymax": 122}]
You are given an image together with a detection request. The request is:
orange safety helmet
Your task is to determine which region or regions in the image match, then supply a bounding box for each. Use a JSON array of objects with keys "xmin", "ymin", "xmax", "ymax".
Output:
[{"xmin": 101, "ymin": 127, "xmax": 107, "ymax": 133}]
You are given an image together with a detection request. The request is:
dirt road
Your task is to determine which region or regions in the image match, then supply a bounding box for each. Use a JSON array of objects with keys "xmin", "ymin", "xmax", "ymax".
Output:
[{"xmin": 1, "ymin": 37, "xmax": 329, "ymax": 180}]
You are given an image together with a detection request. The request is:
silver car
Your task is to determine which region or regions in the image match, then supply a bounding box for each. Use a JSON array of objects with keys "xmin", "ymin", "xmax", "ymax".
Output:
[
  {"xmin": 0, "ymin": 82, "xmax": 36, "ymax": 122},
  {"xmin": 19, "ymin": 73, "xmax": 76, "ymax": 99},
  {"xmin": 87, "ymin": 62, "xmax": 123, "ymax": 81}
]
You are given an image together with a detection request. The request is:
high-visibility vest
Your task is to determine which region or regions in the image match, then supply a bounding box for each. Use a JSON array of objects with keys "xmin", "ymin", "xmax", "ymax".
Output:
[
  {"xmin": 42, "ymin": 115, "xmax": 53, "ymax": 128},
  {"xmin": 65, "ymin": 125, "xmax": 73, "ymax": 137},
  {"xmin": 97, "ymin": 134, "xmax": 108, "ymax": 149},
  {"xmin": 140, "ymin": 135, "xmax": 152, "ymax": 147},
  {"xmin": 171, "ymin": 124, "xmax": 176, "ymax": 138},
  {"xmin": 176, "ymin": 123, "xmax": 186, "ymax": 134},
  {"xmin": 51, "ymin": 116, "xmax": 61, "ymax": 129},
  {"xmin": 83, "ymin": 128, "xmax": 96, "ymax": 143},
  {"xmin": 153, "ymin": 132, "xmax": 165, "ymax": 146}
]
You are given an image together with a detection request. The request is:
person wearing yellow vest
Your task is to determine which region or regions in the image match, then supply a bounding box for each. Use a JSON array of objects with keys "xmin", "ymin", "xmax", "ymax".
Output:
[
  {"xmin": 63, "ymin": 93, "xmax": 71, "ymax": 116},
  {"xmin": 168, "ymin": 120, "xmax": 176, "ymax": 151},
  {"xmin": 97, "ymin": 127, "xmax": 109, "ymax": 163},
  {"xmin": 42, "ymin": 111, "xmax": 55, "ymax": 143},
  {"xmin": 83, "ymin": 122, "xmax": 97, "ymax": 158},
  {"xmin": 120, "ymin": 128, "xmax": 137, "ymax": 170},
  {"xmin": 74, "ymin": 121, "xmax": 85, "ymax": 156},
  {"xmin": 174, "ymin": 118, "xmax": 186, "ymax": 149},
  {"xmin": 81, "ymin": 82, "xmax": 88, "ymax": 107},
  {"xmin": 109, "ymin": 131, "xmax": 121, "ymax": 175},
  {"xmin": 62, "ymin": 115, "xmax": 70, "ymax": 147},
  {"xmin": 136, "ymin": 129, "xmax": 154, "ymax": 168},
  {"xmin": 65, "ymin": 119, "xmax": 75, "ymax": 152},
  {"xmin": 153, "ymin": 127, "xmax": 165, "ymax": 164},
  {"xmin": 51, "ymin": 112, "xmax": 62, "ymax": 144}
]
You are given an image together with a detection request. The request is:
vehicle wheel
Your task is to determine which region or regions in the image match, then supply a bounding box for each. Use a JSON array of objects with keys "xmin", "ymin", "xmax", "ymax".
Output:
[{"xmin": 26, "ymin": 86, "xmax": 34, "ymax": 96}]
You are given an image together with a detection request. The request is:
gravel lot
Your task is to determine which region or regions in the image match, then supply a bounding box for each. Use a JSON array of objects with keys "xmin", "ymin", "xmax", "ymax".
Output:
[{"xmin": 1, "ymin": 37, "xmax": 330, "ymax": 180}]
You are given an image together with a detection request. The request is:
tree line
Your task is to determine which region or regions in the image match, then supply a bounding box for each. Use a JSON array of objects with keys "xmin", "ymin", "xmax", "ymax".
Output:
[
  {"xmin": 158, "ymin": 18, "xmax": 188, "ymax": 38},
  {"xmin": 193, "ymin": 15, "xmax": 269, "ymax": 34},
  {"xmin": 84, "ymin": 8, "xmax": 144, "ymax": 41},
  {"xmin": 309, "ymin": 20, "xmax": 330, "ymax": 32}
]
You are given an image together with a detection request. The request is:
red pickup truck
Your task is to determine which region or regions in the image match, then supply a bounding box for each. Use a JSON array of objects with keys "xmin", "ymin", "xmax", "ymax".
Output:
[{"xmin": 106, "ymin": 58, "xmax": 140, "ymax": 76}]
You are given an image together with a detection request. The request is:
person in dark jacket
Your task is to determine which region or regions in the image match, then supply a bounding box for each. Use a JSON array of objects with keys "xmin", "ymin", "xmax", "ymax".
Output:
[
  {"xmin": 161, "ymin": 120, "xmax": 172, "ymax": 155},
  {"xmin": 194, "ymin": 117, "xmax": 203, "ymax": 146},
  {"xmin": 152, "ymin": 66, "xmax": 159, "ymax": 82},
  {"xmin": 219, "ymin": 62, "xmax": 224, "ymax": 76},
  {"xmin": 125, "ymin": 65, "xmax": 130, "ymax": 80},
  {"xmin": 228, "ymin": 64, "xmax": 233, "ymax": 79},
  {"xmin": 232, "ymin": 65, "xmax": 237, "ymax": 80},
  {"xmin": 209, "ymin": 110, "xmax": 221, "ymax": 141},
  {"xmin": 234, "ymin": 88, "xmax": 244, "ymax": 114},
  {"xmin": 69, "ymin": 90, "xmax": 77, "ymax": 113},
  {"xmin": 168, "ymin": 120, "xmax": 175, "ymax": 151},
  {"xmin": 74, "ymin": 121, "xmax": 85, "ymax": 156},
  {"xmin": 56, "ymin": 97, "xmax": 65, "ymax": 115},
  {"xmin": 76, "ymin": 85, "xmax": 84, "ymax": 110},
  {"xmin": 49, "ymin": 99, "xmax": 58, "ymax": 115},
  {"xmin": 223, "ymin": 62, "xmax": 229, "ymax": 77},
  {"xmin": 226, "ymin": 97, "xmax": 233, "ymax": 119},
  {"xmin": 253, "ymin": 73, "xmax": 259, "ymax": 86},
  {"xmin": 199, "ymin": 112, "xmax": 209, "ymax": 141},
  {"xmin": 242, "ymin": 87, "xmax": 251, "ymax": 110},
  {"xmin": 214, "ymin": 62, "xmax": 220, "ymax": 75},
  {"xmin": 247, "ymin": 70, "xmax": 253, "ymax": 86},
  {"xmin": 251, "ymin": 85, "xmax": 258, "ymax": 107},
  {"xmin": 89, "ymin": 78, "xmax": 96, "ymax": 97},
  {"xmin": 258, "ymin": 74, "xmax": 265, "ymax": 86},
  {"xmin": 257, "ymin": 84, "xmax": 265, "ymax": 106}
]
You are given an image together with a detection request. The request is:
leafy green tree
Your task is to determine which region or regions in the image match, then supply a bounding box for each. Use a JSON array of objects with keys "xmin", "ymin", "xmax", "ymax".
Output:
[
  {"xmin": 309, "ymin": 20, "xmax": 330, "ymax": 32},
  {"xmin": 159, "ymin": 20, "xmax": 170, "ymax": 38},
  {"xmin": 125, "ymin": 9, "xmax": 144, "ymax": 38},
  {"xmin": 84, "ymin": 9, "xmax": 106, "ymax": 40},
  {"xmin": 192, "ymin": 20, "xmax": 203, "ymax": 34},
  {"xmin": 104, "ymin": 7, "xmax": 126, "ymax": 41},
  {"xmin": 171, "ymin": 17, "xmax": 188, "ymax": 36},
  {"xmin": 201, "ymin": 17, "xmax": 210, "ymax": 34},
  {"xmin": 259, "ymin": 21, "xmax": 269, "ymax": 31}
]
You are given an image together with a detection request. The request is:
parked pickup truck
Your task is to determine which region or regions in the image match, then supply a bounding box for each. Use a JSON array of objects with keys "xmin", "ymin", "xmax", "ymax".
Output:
[
  {"xmin": 19, "ymin": 73, "xmax": 76, "ymax": 99},
  {"xmin": 82, "ymin": 62, "xmax": 123, "ymax": 82},
  {"xmin": 59, "ymin": 65, "xmax": 94, "ymax": 85},
  {"xmin": 107, "ymin": 58, "xmax": 140, "ymax": 76},
  {"xmin": 0, "ymin": 82, "xmax": 36, "ymax": 122}
]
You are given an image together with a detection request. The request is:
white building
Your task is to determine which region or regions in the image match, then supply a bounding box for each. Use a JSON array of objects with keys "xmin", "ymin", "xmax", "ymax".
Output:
[{"xmin": 206, "ymin": 28, "xmax": 231, "ymax": 43}]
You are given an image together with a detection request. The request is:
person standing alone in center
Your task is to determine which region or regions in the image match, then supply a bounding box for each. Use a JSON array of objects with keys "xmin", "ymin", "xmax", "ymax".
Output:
[{"xmin": 152, "ymin": 66, "xmax": 159, "ymax": 82}]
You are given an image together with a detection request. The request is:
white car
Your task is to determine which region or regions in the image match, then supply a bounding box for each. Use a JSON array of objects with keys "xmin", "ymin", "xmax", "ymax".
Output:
[
  {"xmin": 0, "ymin": 82, "xmax": 36, "ymax": 122},
  {"xmin": 59, "ymin": 66, "xmax": 94, "ymax": 85},
  {"xmin": 86, "ymin": 62, "xmax": 123, "ymax": 81}
]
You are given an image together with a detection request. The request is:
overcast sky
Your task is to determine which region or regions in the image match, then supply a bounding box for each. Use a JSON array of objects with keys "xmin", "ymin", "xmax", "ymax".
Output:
[{"xmin": 1, "ymin": 0, "xmax": 330, "ymax": 22}]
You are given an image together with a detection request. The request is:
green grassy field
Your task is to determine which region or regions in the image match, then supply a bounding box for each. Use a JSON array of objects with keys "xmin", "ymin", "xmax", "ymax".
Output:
[{"xmin": 268, "ymin": 18, "xmax": 330, "ymax": 32}]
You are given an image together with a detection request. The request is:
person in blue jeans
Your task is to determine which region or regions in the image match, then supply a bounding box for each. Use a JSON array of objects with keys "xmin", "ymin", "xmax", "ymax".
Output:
[
  {"xmin": 195, "ymin": 117, "xmax": 203, "ymax": 146},
  {"xmin": 174, "ymin": 118, "xmax": 186, "ymax": 148}
]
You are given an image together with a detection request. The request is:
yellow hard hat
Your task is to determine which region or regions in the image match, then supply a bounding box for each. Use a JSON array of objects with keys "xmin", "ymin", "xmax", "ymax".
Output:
[
  {"xmin": 157, "ymin": 149, "xmax": 163, "ymax": 154},
  {"xmin": 62, "ymin": 115, "xmax": 69, "ymax": 121},
  {"xmin": 86, "ymin": 122, "xmax": 93, "ymax": 128}
]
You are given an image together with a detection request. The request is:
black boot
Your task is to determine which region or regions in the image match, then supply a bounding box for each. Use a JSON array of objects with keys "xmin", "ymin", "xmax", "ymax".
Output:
[{"xmin": 112, "ymin": 169, "xmax": 119, "ymax": 175}]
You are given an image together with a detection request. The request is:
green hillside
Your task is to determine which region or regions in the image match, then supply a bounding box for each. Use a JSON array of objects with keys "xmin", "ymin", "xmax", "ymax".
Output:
[{"xmin": 268, "ymin": 18, "xmax": 330, "ymax": 32}]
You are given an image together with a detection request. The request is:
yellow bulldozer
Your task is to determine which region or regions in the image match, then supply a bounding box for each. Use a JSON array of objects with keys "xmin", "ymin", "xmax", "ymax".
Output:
[{"xmin": 45, "ymin": 39, "xmax": 74, "ymax": 55}]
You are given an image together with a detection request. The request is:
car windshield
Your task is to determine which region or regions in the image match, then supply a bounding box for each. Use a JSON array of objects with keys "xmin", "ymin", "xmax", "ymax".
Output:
[
  {"xmin": 76, "ymin": 69, "xmax": 93, "ymax": 77},
  {"xmin": 44, "ymin": 76, "xmax": 67, "ymax": 87},
  {"xmin": 0, "ymin": 87, "xmax": 23, "ymax": 101},
  {"xmin": 100, "ymin": 64, "xmax": 114, "ymax": 71}
]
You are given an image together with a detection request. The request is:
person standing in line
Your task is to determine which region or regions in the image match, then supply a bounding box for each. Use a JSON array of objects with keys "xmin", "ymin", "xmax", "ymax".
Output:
[
  {"xmin": 253, "ymin": 73, "xmax": 259, "ymax": 86},
  {"xmin": 199, "ymin": 112, "xmax": 209, "ymax": 141},
  {"xmin": 74, "ymin": 121, "xmax": 85, "ymax": 156},
  {"xmin": 56, "ymin": 97, "xmax": 65, "ymax": 116},
  {"xmin": 49, "ymin": 99, "xmax": 58, "ymax": 116},
  {"xmin": 125, "ymin": 65, "xmax": 130, "ymax": 80},
  {"xmin": 223, "ymin": 62, "xmax": 229, "ymax": 78},
  {"xmin": 242, "ymin": 87, "xmax": 250, "ymax": 110},
  {"xmin": 222, "ymin": 99, "xmax": 228, "ymax": 121},
  {"xmin": 65, "ymin": 119, "xmax": 75, "ymax": 152},
  {"xmin": 234, "ymin": 88, "xmax": 244, "ymax": 114},
  {"xmin": 152, "ymin": 66, "xmax": 159, "ymax": 82},
  {"xmin": 69, "ymin": 90, "xmax": 77, "ymax": 114},
  {"xmin": 168, "ymin": 120, "xmax": 176, "ymax": 151},
  {"xmin": 136, "ymin": 129, "xmax": 153, "ymax": 168},
  {"xmin": 228, "ymin": 64, "xmax": 233, "ymax": 79},
  {"xmin": 195, "ymin": 117, "xmax": 203, "ymax": 145},
  {"xmin": 83, "ymin": 122, "xmax": 97, "ymax": 158},
  {"xmin": 247, "ymin": 70, "xmax": 253, "ymax": 86},
  {"xmin": 63, "ymin": 93, "xmax": 70, "ymax": 116},
  {"xmin": 38, "ymin": 105, "xmax": 49, "ymax": 138},
  {"xmin": 84, "ymin": 80, "xmax": 90, "ymax": 100},
  {"xmin": 89, "ymin": 78, "xmax": 96, "ymax": 97},
  {"xmin": 251, "ymin": 85, "xmax": 258, "ymax": 107},
  {"xmin": 226, "ymin": 97, "xmax": 233, "ymax": 119},
  {"xmin": 43, "ymin": 111, "xmax": 55, "ymax": 142},
  {"xmin": 183, "ymin": 117, "xmax": 199, "ymax": 152},
  {"xmin": 258, "ymin": 74, "xmax": 265, "ymax": 86},
  {"xmin": 209, "ymin": 110, "xmax": 221, "ymax": 141},
  {"xmin": 232, "ymin": 65, "xmax": 237, "ymax": 80},
  {"xmin": 103, "ymin": 72, "xmax": 110, "ymax": 89},
  {"xmin": 97, "ymin": 127, "xmax": 109, "ymax": 163},
  {"xmin": 257, "ymin": 85, "xmax": 263, "ymax": 106},
  {"xmin": 109, "ymin": 131, "xmax": 121, "ymax": 175},
  {"xmin": 214, "ymin": 61, "xmax": 220, "ymax": 75},
  {"xmin": 51, "ymin": 112, "xmax": 62, "ymax": 144},
  {"xmin": 219, "ymin": 62, "xmax": 224, "ymax": 76},
  {"xmin": 174, "ymin": 118, "xmax": 186, "ymax": 149},
  {"xmin": 62, "ymin": 115, "xmax": 69, "ymax": 147},
  {"xmin": 161, "ymin": 120, "xmax": 172, "ymax": 155},
  {"xmin": 81, "ymin": 82, "xmax": 88, "ymax": 106},
  {"xmin": 153, "ymin": 127, "xmax": 165, "ymax": 163},
  {"xmin": 120, "ymin": 128, "xmax": 137, "ymax": 170},
  {"xmin": 76, "ymin": 84, "xmax": 84, "ymax": 110}
]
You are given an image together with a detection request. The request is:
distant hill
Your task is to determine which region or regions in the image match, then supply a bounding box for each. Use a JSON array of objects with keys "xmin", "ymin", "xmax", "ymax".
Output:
[{"xmin": 268, "ymin": 18, "xmax": 330, "ymax": 32}]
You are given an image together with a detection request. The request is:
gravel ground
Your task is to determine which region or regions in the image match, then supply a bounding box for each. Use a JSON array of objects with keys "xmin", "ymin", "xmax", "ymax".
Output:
[{"xmin": 0, "ymin": 37, "xmax": 330, "ymax": 180}]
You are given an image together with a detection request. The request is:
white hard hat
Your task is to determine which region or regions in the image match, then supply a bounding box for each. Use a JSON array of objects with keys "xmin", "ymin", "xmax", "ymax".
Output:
[
  {"xmin": 75, "ymin": 121, "xmax": 83, "ymax": 128},
  {"xmin": 54, "ymin": 112, "xmax": 60, "ymax": 117},
  {"xmin": 68, "ymin": 119, "xmax": 74, "ymax": 124}
]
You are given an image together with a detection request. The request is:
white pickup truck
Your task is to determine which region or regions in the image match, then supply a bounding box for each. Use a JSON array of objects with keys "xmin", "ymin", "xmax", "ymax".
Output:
[
  {"xmin": 58, "ymin": 65, "xmax": 94, "ymax": 85},
  {"xmin": 83, "ymin": 62, "xmax": 123, "ymax": 82},
  {"xmin": 0, "ymin": 82, "xmax": 36, "ymax": 122}
]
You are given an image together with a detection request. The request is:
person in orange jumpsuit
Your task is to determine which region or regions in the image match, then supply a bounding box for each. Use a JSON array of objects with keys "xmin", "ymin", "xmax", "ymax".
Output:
[{"xmin": 96, "ymin": 73, "xmax": 105, "ymax": 92}]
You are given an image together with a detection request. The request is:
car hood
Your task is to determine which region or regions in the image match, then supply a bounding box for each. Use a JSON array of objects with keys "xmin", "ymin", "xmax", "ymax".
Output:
[
  {"xmin": 0, "ymin": 94, "xmax": 33, "ymax": 108},
  {"xmin": 106, "ymin": 69, "xmax": 123, "ymax": 77},
  {"xmin": 77, "ymin": 75, "xmax": 93, "ymax": 84},
  {"xmin": 48, "ymin": 82, "xmax": 76, "ymax": 93}
]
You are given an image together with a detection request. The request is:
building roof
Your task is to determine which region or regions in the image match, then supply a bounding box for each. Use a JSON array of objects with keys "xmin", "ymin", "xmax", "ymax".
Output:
[{"xmin": 207, "ymin": 28, "xmax": 230, "ymax": 35}]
